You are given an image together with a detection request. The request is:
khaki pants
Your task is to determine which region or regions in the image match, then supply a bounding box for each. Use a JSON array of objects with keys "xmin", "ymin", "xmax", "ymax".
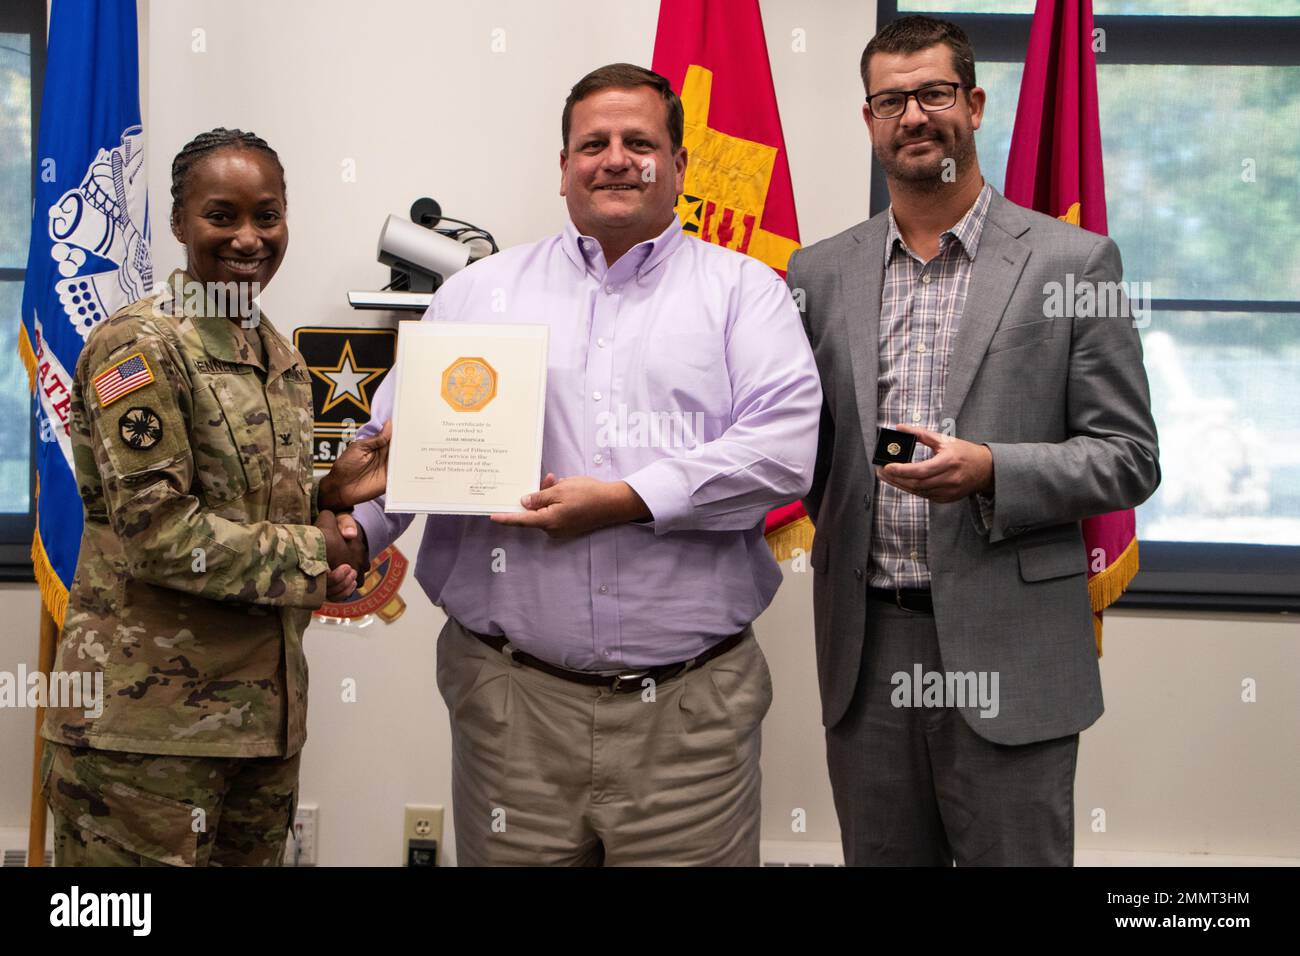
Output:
[{"xmin": 437, "ymin": 617, "xmax": 772, "ymax": 866}]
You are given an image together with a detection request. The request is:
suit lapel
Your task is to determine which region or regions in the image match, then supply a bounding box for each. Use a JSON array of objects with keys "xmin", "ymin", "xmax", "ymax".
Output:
[
  {"xmin": 941, "ymin": 194, "xmax": 1031, "ymax": 423},
  {"xmin": 843, "ymin": 215, "xmax": 888, "ymax": 458}
]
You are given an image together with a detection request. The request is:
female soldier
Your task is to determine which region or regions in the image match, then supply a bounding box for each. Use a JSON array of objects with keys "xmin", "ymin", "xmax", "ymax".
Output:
[{"xmin": 39, "ymin": 128, "xmax": 382, "ymax": 866}]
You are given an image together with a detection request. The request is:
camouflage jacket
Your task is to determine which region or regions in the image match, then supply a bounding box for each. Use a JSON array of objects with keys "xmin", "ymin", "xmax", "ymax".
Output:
[{"xmin": 42, "ymin": 271, "xmax": 328, "ymax": 758}]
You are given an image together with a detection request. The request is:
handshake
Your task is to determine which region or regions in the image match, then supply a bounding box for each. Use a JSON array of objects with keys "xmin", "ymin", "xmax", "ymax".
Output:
[
  {"xmin": 312, "ymin": 422, "xmax": 392, "ymax": 602},
  {"xmin": 304, "ymin": 419, "xmax": 654, "ymax": 603}
]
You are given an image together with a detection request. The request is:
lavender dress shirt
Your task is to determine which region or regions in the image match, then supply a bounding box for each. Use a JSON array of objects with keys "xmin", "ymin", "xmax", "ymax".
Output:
[{"xmin": 351, "ymin": 216, "xmax": 821, "ymax": 671}]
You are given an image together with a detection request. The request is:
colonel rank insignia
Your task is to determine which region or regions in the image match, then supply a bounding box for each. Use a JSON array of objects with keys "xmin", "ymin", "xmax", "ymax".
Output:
[{"xmin": 293, "ymin": 327, "xmax": 396, "ymax": 469}]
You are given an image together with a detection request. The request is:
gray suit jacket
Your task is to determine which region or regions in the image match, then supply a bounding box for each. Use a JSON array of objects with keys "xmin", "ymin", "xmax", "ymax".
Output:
[{"xmin": 789, "ymin": 189, "xmax": 1160, "ymax": 745}]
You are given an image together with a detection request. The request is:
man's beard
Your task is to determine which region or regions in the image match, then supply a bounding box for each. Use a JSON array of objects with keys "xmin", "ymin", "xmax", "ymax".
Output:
[{"xmin": 876, "ymin": 126, "xmax": 976, "ymax": 191}]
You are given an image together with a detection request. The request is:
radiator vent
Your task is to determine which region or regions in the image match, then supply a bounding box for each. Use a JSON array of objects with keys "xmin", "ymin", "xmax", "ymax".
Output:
[
  {"xmin": 3, "ymin": 848, "xmax": 53, "ymax": 867},
  {"xmin": 762, "ymin": 860, "xmax": 841, "ymax": 866},
  {"xmin": 759, "ymin": 841, "xmax": 845, "ymax": 867}
]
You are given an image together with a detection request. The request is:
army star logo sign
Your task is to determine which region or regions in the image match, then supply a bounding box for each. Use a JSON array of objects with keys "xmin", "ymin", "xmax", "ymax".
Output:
[
  {"xmin": 310, "ymin": 339, "xmax": 386, "ymax": 415},
  {"xmin": 294, "ymin": 327, "xmax": 396, "ymax": 469}
]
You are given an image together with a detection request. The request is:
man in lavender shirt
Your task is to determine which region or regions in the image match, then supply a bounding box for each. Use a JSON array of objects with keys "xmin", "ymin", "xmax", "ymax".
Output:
[{"xmin": 321, "ymin": 63, "xmax": 821, "ymax": 866}]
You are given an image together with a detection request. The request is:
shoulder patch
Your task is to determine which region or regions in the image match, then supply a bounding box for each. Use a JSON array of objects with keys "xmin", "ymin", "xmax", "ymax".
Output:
[
  {"xmin": 92, "ymin": 352, "xmax": 155, "ymax": 408},
  {"xmin": 118, "ymin": 406, "xmax": 164, "ymax": 450}
]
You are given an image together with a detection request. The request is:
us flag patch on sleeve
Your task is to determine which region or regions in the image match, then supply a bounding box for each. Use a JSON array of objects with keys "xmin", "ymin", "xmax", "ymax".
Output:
[{"xmin": 92, "ymin": 352, "xmax": 155, "ymax": 408}]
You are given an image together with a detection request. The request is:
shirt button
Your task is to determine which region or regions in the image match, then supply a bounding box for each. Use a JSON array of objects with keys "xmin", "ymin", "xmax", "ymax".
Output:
[
  {"xmin": 917, "ymin": 343, "xmax": 927, "ymax": 353},
  {"xmin": 593, "ymin": 453, "xmax": 603, "ymax": 465},
  {"xmin": 598, "ymin": 584, "xmax": 609, "ymax": 594},
  {"xmin": 910, "ymin": 550, "xmax": 919, "ymax": 561},
  {"xmin": 911, "ymin": 412, "xmax": 922, "ymax": 423},
  {"xmin": 592, "ymin": 391, "xmax": 602, "ymax": 401},
  {"xmin": 605, "ymin": 285, "xmax": 616, "ymax": 295},
  {"xmin": 921, "ymin": 273, "xmax": 932, "ymax": 284},
  {"xmin": 854, "ymin": 568, "xmax": 863, "ymax": 581},
  {"xmin": 597, "ymin": 337, "xmax": 608, "ymax": 348}
]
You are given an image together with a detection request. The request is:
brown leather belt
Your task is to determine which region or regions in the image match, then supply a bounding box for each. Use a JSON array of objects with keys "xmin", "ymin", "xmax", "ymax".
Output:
[
  {"xmin": 467, "ymin": 627, "xmax": 750, "ymax": 693},
  {"xmin": 867, "ymin": 586, "xmax": 934, "ymax": 614}
]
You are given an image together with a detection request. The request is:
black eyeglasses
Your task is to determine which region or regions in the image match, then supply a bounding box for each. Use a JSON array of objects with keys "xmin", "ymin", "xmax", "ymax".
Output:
[{"xmin": 865, "ymin": 82, "xmax": 965, "ymax": 120}]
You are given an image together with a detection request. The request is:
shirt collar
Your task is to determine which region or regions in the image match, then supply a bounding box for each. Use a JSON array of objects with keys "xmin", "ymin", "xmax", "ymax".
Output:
[
  {"xmin": 165, "ymin": 268, "xmax": 294, "ymax": 377},
  {"xmin": 162, "ymin": 269, "xmax": 247, "ymax": 366},
  {"xmin": 561, "ymin": 215, "xmax": 685, "ymax": 279},
  {"xmin": 886, "ymin": 180, "xmax": 994, "ymax": 264}
]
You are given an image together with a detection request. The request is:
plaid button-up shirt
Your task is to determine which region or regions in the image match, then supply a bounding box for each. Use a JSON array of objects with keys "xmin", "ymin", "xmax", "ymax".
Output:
[{"xmin": 869, "ymin": 182, "xmax": 993, "ymax": 589}]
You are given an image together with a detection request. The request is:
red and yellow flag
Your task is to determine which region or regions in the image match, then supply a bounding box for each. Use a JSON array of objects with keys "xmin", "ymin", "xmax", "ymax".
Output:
[
  {"xmin": 1004, "ymin": 0, "xmax": 1137, "ymax": 653},
  {"xmin": 652, "ymin": 0, "xmax": 812, "ymax": 560}
]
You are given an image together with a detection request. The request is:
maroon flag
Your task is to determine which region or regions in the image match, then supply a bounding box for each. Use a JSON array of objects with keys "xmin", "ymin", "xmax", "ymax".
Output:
[
  {"xmin": 1004, "ymin": 0, "xmax": 1137, "ymax": 654},
  {"xmin": 653, "ymin": 0, "xmax": 812, "ymax": 560}
]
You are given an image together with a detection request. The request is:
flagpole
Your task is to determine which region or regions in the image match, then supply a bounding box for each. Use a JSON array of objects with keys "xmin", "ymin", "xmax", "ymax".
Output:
[{"xmin": 27, "ymin": 604, "xmax": 57, "ymax": 867}]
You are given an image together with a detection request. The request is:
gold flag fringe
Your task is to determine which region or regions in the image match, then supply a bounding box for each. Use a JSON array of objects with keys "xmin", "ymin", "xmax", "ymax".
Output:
[
  {"xmin": 1087, "ymin": 536, "xmax": 1140, "ymax": 658},
  {"xmin": 31, "ymin": 510, "xmax": 69, "ymax": 630},
  {"xmin": 18, "ymin": 321, "xmax": 71, "ymax": 629},
  {"xmin": 766, "ymin": 514, "xmax": 814, "ymax": 564},
  {"xmin": 18, "ymin": 324, "xmax": 37, "ymax": 393}
]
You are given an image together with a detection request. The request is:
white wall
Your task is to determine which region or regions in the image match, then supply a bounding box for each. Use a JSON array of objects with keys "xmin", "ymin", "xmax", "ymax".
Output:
[{"xmin": 1, "ymin": 0, "xmax": 1296, "ymax": 866}]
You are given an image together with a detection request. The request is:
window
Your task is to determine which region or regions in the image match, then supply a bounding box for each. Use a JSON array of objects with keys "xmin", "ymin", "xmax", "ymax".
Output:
[
  {"xmin": 0, "ymin": 0, "xmax": 43, "ymax": 577},
  {"xmin": 874, "ymin": 1, "xmax": 1300, "ymax": 610}
]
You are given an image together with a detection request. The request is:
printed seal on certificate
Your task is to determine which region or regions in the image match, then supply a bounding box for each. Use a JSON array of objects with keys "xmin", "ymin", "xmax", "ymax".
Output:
[{"xmin": 441, "ymin": 357, "xmax": 498, "ymax": 412}]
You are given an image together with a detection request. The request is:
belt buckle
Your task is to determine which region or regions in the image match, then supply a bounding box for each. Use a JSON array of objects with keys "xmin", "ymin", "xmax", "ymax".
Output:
[{"xmin": 611, "ymin": 670, "xmax": 650, "ymax": 693}]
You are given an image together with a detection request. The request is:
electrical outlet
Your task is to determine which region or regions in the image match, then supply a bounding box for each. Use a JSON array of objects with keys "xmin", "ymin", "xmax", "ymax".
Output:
[
  {"xmin": 283, "ymin": 803, "xmax": 319, "ymax": 866},
  {"xmin": 403, "ymin": 804, "xmax": 444, "ymax": 866}
]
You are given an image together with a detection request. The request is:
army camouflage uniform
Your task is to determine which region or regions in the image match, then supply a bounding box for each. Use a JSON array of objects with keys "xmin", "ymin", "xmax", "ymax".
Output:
[
  {"xmin": 40, "ymin": 742, "xmax": 301, "ymax": 866},
  {"xmin": 41, "ymin": 270, "xmax": 328, "ymax": 866}
]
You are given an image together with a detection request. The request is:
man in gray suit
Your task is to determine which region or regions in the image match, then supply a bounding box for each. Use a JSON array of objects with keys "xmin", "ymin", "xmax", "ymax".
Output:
[{"xmin": 790, "ymin": 15, "xmax": 1160, "ymax": 866}]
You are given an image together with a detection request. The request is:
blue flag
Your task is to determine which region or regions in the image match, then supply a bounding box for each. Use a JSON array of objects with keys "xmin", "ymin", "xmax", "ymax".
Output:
[{"xmin": 19, "ymin": 0, "xmax": 151, "ymax": 626}]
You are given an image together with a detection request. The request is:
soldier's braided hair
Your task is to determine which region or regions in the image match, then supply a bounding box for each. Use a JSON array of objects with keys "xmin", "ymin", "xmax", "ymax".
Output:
[{"xmin": 169, "ymin": 127, "xmax": 286, "ymax": 229}]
